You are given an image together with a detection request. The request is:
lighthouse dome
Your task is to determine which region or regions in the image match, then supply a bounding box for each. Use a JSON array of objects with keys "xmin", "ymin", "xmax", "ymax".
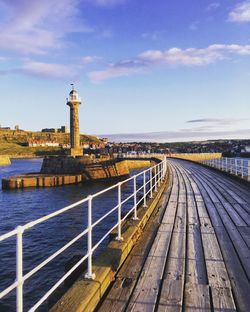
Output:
[{"xmin": 68, "ymin": 88, "xmax": 81, "ymax": 103}]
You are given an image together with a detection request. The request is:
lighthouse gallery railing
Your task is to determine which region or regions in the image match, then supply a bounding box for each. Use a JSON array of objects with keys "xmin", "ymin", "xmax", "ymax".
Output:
[{"xmin": 0, "ymin": 157, "xmax": 168, "ymax": 312}]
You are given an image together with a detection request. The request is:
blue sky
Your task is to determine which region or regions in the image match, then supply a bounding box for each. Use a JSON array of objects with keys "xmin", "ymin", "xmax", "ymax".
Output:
[{"xmin": 0, "ymin": 0, "xmax": 250, "ymax": 142}]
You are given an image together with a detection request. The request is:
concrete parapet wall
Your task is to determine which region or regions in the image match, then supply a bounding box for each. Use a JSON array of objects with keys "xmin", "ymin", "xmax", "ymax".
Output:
[
  {"xmin": 50, "ymin": 168, "xmax": 170, "ymax": 312},
  {"xmin": 169, "ymin": 153, "xmax": 222, "ymax": 162},
  {"xmin": 0, "ymin": 155, "xmax": 11, "ymax": 166}
]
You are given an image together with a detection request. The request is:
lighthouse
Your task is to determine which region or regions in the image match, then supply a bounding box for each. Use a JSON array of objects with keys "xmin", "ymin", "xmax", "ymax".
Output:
[{"xmin": 67, "ymin": 85, "xmax": 83, "ymax": 156}]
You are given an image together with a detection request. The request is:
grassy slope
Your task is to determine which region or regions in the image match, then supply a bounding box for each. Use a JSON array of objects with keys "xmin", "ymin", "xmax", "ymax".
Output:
[
  {"xmin": 0, "ymin": 142, "xmax": 64, "ymax": 157},
  {"xmin": 0, "ymin": 132, "xmax": 101, "ymax": 157}
]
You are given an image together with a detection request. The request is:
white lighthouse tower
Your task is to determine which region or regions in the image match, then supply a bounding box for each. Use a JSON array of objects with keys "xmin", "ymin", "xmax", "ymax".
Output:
[{"xmin": 67, "ymin": 84, "xmax": 83, "ymax": 156}]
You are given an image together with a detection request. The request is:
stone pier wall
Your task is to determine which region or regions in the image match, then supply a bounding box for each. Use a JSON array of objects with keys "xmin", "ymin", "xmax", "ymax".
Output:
[
  {"xmin": 2, "ymin": 158, "xmax": 152, "ymax": 189},
  {"xmin": 41, "ymin": 156, "xmax": 151, "ymax": 177}
]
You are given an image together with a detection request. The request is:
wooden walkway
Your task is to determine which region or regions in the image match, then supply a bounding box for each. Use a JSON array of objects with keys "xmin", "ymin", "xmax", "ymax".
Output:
[{"xmin": 97, "ymin": 159, "xmax": 250, "ymax": 312}]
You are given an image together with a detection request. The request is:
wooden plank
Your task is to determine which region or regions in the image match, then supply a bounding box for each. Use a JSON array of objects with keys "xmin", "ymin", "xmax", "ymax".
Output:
[
  {"xmin": 237, "ymin": 226, "xmax": 250, "ymax": 249},
  {"xmin": 232, "ymin": 204, "xmax": 250, "ymax": 226},
  {"xmin": 184, "ymin": 283, "xmax": 211, "ymax": 312},
  {"xmin": 97, "ymin": 173, "xmax": 173, "ymax": 312},
  {"xmin": 181, "ymin": 172, "xmax": 207, "ymax": 285},
  {"xmin": 181, "ymin": 163, "xmax": 236, "ymax": 311},
  {"xmin": 157, "ymin": 280, "xmax": 182, "ymax": 312},
  {"xmin": 211, "ymin": 287, "xmax": 236, "ymax": 312},
  {"xmin": 158, "ymin": 177, "xmax": 187, "ymax": 311},
  {"xmin": 200, "ymin": 228, "xmax": 231, "ymax": 288},
  {"xmin": 127, "ymin": 223, "xmax": 173, "ymax": 312},
  {"xmin": 223, "ymin": 202, "xmax": 247, "ymax": 227},
  {"xmin": 181, "ymin": 165, "xmax": 250, "ymax": 312}
]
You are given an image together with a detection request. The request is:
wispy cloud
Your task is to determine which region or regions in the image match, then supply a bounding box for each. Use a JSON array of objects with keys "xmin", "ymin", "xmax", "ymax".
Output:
[
  {"xmin": 142, "ymin": 30, "xmax": 166, "ymax": 41},
  {"xmin": 89, "ymin": 44, "xmax": 250, "ymax": 82},
  {"xmin": 0, "ymin": 61, "xmax": 77, "ymax": 80},
  {"xmin": 101, "ymin": 128, "xmax": 250, "ymax": 143},
  {"xmin": 88, "ymin": 60, "xmax": 147, "ymax": 82},
  {"xmin": 228, "ymin": 1, "xmax": 250, "ymax": 22},
  {"xmin": 186, "ymin": 118, "xmax": 247, "ymax": 125},
  {"xmin": 87, "ymin": 0, "xmax": 126, "ymax": 7},
  {"xmin": 206, "ymin": 2, "xmax": 220, "ymax": 11},
  {"xmin": 0, "ymin": 0, "xmax": 93, "ymax": 54},
  {"xmin": 21, "ymin": 62, "xmax": 77, "ymax": 79},
  {"xmin": 189, "ymin": 21, "xmax": 200, "ymax": 31},
  {"xmin": 82, "ymin": 55, "xmax": 102, "ymax": 64}
]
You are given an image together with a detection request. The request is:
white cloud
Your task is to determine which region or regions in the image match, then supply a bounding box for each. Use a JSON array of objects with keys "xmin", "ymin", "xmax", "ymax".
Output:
[
  {"xmin": 228, "ymin": 1, "xmax": 250, "ymax": 22},
  {"xmin": 89, "ymin": 44, "xmax": 250, "ymax": 82},
  {"xmin": 0, "ymin": 0, "xmax": 93, "ymax": 54}
]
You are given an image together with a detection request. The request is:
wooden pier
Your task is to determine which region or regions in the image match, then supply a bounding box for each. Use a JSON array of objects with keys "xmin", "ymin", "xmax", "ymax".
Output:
[{"xmin": 97, "ymin": 158, "xmax": 250, "ymax": 312}]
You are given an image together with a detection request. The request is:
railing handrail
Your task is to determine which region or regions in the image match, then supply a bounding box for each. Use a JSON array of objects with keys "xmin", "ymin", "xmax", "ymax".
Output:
[
  {"xmin": 0, "ymin": 156, "xmax": 168, "ymax": 312},
  {"xmin": 199, "ymin": 156, "xmax": 250, "ymax": 181}
]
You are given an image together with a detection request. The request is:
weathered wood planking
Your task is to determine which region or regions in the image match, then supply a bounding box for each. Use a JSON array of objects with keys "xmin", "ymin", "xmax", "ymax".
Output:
[
  {"xmin": 182, "ymin": 162, "xmax": 250, "ymax": 312},
  {"xmin": 97, "ymin": 173, "xmax": 173, "ymax": 312},
  {"xmin": 97, "ymin": 159, "xmax": 250, "ymax": 312},
  {"xmin": 126, "ymin": 223, "xmax": 174, "ymax": 311},
  {"xmin": 158, "ymin": 165, "xmax": 187, "ymax": 312},
  {"xmin": 184, "ymin": 283, "xmax": 211, "ymax": 312}
]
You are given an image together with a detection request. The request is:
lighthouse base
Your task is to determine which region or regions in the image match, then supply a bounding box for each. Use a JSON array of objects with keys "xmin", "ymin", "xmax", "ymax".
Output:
[{"xmin": 68, "ymin": 148, "xmax": 83, "ymax": 157}]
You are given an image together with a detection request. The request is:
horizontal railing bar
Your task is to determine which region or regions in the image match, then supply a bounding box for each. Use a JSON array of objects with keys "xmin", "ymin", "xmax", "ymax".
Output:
[
  {"xmin": 121, "ymin": 205, "xmax": 136, "ymax": 222},
  {"xmin": 24, "ymin": 197, "xmax": 89, "ymax": 231},
  {"xmin": 137, "ymin": 196, "xmax": 144, "ymax": 206},
  {"xmin": 92, "ymin": 204, "xmax": 119, "ymax": 228},
  {"xmin": 23, "ymin": 228, "xmax": 89, "ymax": 282},
  {"xmin": 91, "ymin": 183, "xmax": 119, "ymax": 198},
  {"xmin": 0, "ymin": 281, "xmax": 18, "ymax": 300},
  {"xmin": 28, "ymin": 253, "xmax": 89, "ymax": 312},
  {"xmin": 92, "ymin": 223, "xmax": 118, "ymax": 253},
  {"xmin": 120, "ymin": 192, "xmax": 134, "ymax": 206},
  {"xmin": 136, "ymin": 184, "xmax": 144, "ymax": 193},
  {"xmin": 0, "ymin": 155, "xmax": 167, "ymax": 311},
  {"xmin": 0, "ymin": 228, "xmax": 18, "ymax": 242}
]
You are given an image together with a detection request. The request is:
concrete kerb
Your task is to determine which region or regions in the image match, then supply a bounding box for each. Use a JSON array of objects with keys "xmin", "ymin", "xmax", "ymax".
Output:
[{"xmin": 50, "ymin": 165, "xmax": 171, "ymax": 312}]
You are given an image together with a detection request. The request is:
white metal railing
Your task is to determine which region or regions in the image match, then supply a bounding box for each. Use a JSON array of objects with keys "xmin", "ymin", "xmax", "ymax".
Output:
[
  {"xmin": 0, "ymin": 158, "xmax": 168, "ymax": 312},
  {"xmin": 114, "ymin": 152, "xmax": 165, "ymax": 159},
  {"xmin": 200, "ymin": 157, "xmax": 250, "ymax": 181}
]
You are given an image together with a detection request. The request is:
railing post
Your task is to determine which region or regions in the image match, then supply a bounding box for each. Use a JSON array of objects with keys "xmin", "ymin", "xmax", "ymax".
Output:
[
  {"xmin": 161, "ymin": 161, "xmax": 164, "ymax": 182},
  {"xmin": 143, "ymin": 171, "xmax": 147, "ymax": 207},
  {"xmin": 16, "ymin": 226, "xmax": 24, "ymax": 312},
  {"xmin": 150, "ymin": 167, "xmax": 153, "ymax": 199},
  {"xmin": 133, "ymin": 175, "xmax": 139, "ymax": 220},
  {"xmin": 158, "ymin": 164, "xmax": 161, "ymax": 187},
  {"xmin": 154, "ymin": 166, "xmax": 157, "ymax": 192},
  {"xmin": 85, "ymin": 195, "xmax": 95, "ymax": 280},
  {"xmin": 116, "ymin": 183, "xmax": 123, "ymax": 240},
  {"xmin": 235, "ymin": 160, "xmax": 238, "ymax": 176},
  {"xmin": 248, "ymin": 161, "xmax": 250, "ymax": 181},
  {"xmin": 241, "ymin": 159, "xmax": 244, "ymax": 179}
]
